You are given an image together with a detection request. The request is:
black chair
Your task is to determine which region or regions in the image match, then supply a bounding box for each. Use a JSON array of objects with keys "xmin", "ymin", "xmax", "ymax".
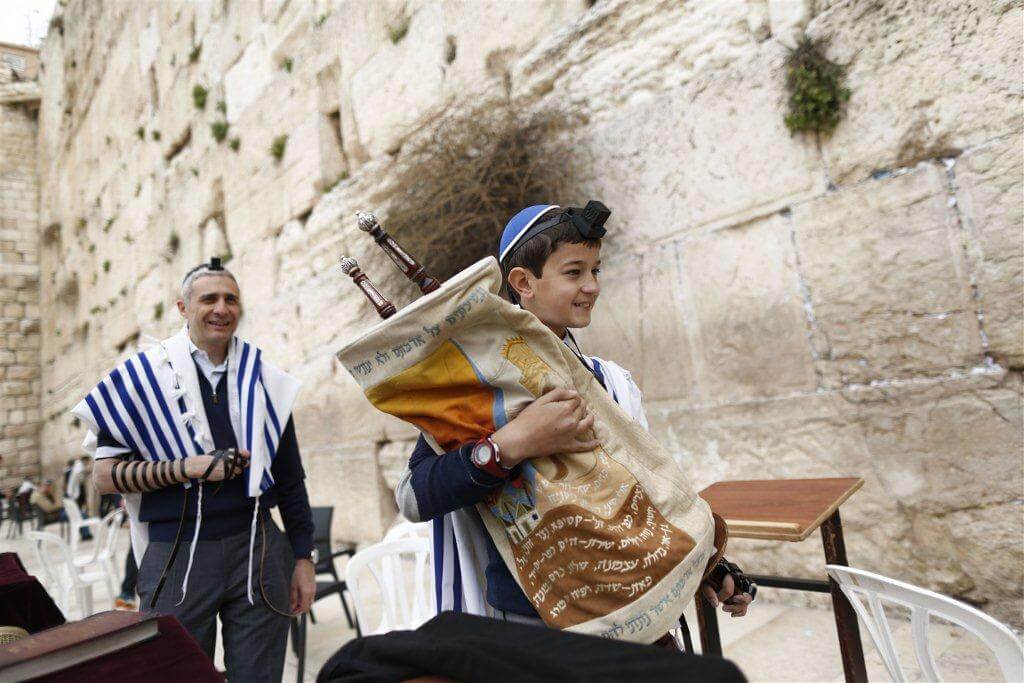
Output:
[{"xmin": 291, "ymin": 506, "xmax": 357, "ymax": 682}]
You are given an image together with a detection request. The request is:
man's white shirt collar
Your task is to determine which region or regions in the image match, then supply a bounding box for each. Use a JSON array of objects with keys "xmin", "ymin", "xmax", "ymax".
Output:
[{"xmin": 187, "ymin": 335, "xmax": 228, "ymax": 387}]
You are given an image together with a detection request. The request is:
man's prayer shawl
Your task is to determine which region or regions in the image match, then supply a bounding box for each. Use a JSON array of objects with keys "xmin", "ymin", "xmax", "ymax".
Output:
[
  {"xmin": 72, "ymin": 326, "xmax": 300, "ymax": 604},
  {"xmin": 338, "ymin": 257, "xmax": 715, "ymax": 644}
]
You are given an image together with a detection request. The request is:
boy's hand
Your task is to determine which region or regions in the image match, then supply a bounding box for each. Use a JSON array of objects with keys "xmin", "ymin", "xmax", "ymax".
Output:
[
  {"xmin": 492, "ymin": 388, "xmax": 599, "ymax": 468},
  {"xmin": 701, "ymin": 573, "xmax": 753, "ymax": 618}
]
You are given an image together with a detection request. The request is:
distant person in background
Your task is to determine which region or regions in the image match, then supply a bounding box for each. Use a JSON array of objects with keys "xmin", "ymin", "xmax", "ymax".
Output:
[{"xmin": 29, "ymin": 478, "xmax": 92, "ymax": 540}]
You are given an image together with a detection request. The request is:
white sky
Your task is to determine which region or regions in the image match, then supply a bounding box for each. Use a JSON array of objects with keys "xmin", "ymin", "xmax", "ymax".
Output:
[{"xmin": 0, "ymin": 0, "xmax": 58, "ymax": 47}]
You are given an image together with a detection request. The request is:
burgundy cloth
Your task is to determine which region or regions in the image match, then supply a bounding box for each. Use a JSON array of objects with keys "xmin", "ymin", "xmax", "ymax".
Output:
[
  {"xmin": 0, "ymin": 552, "xmax": 65, "ymax": 633},
  {"xmin": 42, "ymin": 615, "xmax": 224, "ymax": 682}
]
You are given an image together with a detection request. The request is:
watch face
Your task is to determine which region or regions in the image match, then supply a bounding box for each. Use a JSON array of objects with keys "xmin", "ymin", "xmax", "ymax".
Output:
[
  {"xmin": 472, "ymin": 441, "xmax": 494, "ymax": 466},
  {"xmin": 310, "ymin": 548, "xmax": 320, "ymax": 564}
]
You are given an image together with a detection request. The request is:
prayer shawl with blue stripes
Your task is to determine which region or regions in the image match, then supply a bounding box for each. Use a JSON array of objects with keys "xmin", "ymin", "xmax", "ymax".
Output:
[
  {"xmin": 72, "ymin": 325, "xmax": 300, "ymax": 604},
  {"xmin": 432, "ymin": 350, "xmax": 647, "ymax": 618}
]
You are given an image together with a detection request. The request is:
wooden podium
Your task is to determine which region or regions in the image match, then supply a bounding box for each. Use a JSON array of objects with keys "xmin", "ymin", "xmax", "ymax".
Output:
[{"xmin": 698, "ymin": 478, "xmax": 868, "ymax": 683}]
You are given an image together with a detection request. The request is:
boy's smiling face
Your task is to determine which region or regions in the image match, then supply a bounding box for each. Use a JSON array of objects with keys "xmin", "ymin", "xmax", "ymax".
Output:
[{"xmin": 511, "ymin": 241, "xmax": 602, "ymax": 338}]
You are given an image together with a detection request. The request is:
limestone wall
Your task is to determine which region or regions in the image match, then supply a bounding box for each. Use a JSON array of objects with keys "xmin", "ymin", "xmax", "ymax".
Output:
[
  {"xmin": 0, "ymin": 65, "xmax": 42, "ymax": 491},
  {"xmin": 32, "ymin": 0, "xmax": 1022, "ymax": 623}
]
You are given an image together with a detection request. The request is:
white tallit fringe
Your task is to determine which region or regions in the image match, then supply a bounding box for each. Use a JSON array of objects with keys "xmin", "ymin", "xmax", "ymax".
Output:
[
  {"xmin": 247, "ymin": 497, "xmax": 260, "ymax": 605},
  {"xmin": 177, "ymin": 483, "xmax": 204, "ymax": 606}
]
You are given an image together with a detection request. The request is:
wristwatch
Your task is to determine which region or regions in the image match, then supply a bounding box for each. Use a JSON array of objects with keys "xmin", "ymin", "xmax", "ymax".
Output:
[
  {"xmin": 306, "ymin": 548, "xmax": 319, "ymax": 565},
  {"xmin": 470, "ymin": 436, "xmax": 510, "ymax": 478}
]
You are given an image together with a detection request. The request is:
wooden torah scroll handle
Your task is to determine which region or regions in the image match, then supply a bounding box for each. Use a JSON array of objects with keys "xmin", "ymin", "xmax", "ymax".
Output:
[
  {"xmin": 339, "ymin": 256, "xmax": 397, "ymax": 319},
  {"xmin": 702, "ymin": 513, "xmax": 729, "ymax": 581},
  {"xmin": 356, "ymin": 211, "xmax": 442, "ymax": 294}
]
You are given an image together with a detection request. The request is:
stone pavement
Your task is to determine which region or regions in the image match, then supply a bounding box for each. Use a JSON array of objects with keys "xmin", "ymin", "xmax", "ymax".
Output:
[{"xmin": 1, "ymin": 527, "xmax": 1014, "ymax": 682}]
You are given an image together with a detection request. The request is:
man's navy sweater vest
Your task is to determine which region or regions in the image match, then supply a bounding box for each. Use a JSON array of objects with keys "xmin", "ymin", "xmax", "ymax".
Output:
[{"xmin": 99, "ymin": 363, "xmax": 314, "ymax": 559}]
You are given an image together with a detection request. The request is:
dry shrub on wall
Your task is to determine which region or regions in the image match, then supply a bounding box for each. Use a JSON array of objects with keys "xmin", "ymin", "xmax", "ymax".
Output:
[{"xmin": 384, "ymin": 103, "xmax": 578, "ymax": 281}]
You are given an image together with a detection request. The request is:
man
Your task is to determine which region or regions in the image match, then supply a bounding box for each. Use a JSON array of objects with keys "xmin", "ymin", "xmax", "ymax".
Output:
[
  {"xmin": 397, "ymin": 203, "xmax": 752, "ymax": 640},
  {"xmin": 29, "ymin": 478, "xmax": 66, "ymax": 527},
  {"xmin": 74, "ymin": 258, "xmax": 315, "ymax": 682}
]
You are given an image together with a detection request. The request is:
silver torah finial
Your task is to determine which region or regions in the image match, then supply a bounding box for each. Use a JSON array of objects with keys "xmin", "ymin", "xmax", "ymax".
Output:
[
  {"xmin": 338, "ymin": 256, "xmax": 396, "ymax": 319},
  {"xmin": 339, "ymin": 256, "xmax": 358, "ymax": 274},
  {"xmin": 356, "ymin": 211, "xmax": 379, "ymax": 233}
]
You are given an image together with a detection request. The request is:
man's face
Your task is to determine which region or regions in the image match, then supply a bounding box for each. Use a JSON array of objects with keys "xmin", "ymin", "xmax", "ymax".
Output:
[
  {"xmin": 177, "ymin": 275, "xmax": 241, "ymax": 348},
  {"xmin": 518, "ymin": 241, "xmax": 601, "ymax": 334}
]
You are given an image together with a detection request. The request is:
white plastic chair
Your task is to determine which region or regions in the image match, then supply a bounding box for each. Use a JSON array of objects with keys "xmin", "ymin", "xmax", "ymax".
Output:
[
  {"xmin": 345, "ymin": 537, "xmax": 434, "ymax": 636},
  {"xmin": 827, "ymin": 565, "xmax": 1024, "ymax": 682},
  {"xmin": 72, "ymin": 508, "xmax": 124, "ymax": 602},
  {"xmin": 62, "ymin": 497, "xmax": 102, "ymax": 555},
  {"xmin": 26, "ymin": 530, "xmax": 108, "ymax": 619},
  {"xmin": 383, "ymin": 519, "xmax": 431, "ymax": 543}
]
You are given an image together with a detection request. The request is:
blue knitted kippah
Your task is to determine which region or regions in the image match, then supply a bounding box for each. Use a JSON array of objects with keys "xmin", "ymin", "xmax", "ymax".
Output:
[{"xmin": 498, "ymin": 204, "xmax": 560, "ymax": 264}]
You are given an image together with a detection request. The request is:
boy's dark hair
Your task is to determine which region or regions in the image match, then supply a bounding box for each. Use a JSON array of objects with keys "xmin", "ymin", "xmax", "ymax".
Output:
[{"xmin": 501, "ymin": 219, "xmax": 601, "ymax": 281}]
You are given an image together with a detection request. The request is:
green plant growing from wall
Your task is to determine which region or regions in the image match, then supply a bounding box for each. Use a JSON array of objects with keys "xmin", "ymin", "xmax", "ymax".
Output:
[
  {"xmin": 189, "ymin": 44, "xmax": 202, "ymax": 63},
  {"xmin": 103, "ymin": 216, "xmax": 115, "ymax": 233},
  {"xmin": 152, "ymin": 130, "xmax": 161, "ymax": 141},
  {"xmin": 783, "ymin": 39, "xmax": 850, "ymax": 136},
  {"xmin": 154, "ymin": 302, "xmax": 164, "ymax": 320},
  {"xmin": 136, "ymin": 126, "xmax": 145, "ymax": 140},
  {"xmin": 77, "ymin": 218, "xmax": 87, "ymax": 231},
  {"xmin": 270, "ymin": 134, "xmax": 288, "ymax": 161},
  {"xmin": 216, "ymin": 100, "xmax": 227, "ymax": 114},
  {"xmin": 102, "ymin": 260, "xmax": 111, "ymax": 273},
  {"xmin": 211, "ymin": 120, "xmax": 229, "ymax": 143},
  {"xmin": 389, "ymin": 16, "xmax": 411, "ymax": 44},
  {"xmin": 229, "ymin": 137, "xmax": 241, "ymax": 151},
  {"xmin": 192, "ymin": 84, "xmax": 209, "ymax": 110},
  {"xmin": 281, "ymin": 57, "xmax": 293, "ymax": 73},
  {"xmin": 167, "ymin": 232, "xmax": 180, "ymax": 257}
]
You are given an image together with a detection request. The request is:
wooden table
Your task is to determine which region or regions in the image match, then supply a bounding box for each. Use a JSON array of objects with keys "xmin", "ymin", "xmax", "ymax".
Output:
[{"xmin": 698, "ymin": 478, "xmax": 867, "ymax": 683}]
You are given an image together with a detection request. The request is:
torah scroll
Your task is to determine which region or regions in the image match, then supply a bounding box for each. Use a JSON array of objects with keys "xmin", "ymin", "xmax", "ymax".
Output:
[{"xmin": 336, "ymin": 257, "xmax": 714, "ymax": 643}]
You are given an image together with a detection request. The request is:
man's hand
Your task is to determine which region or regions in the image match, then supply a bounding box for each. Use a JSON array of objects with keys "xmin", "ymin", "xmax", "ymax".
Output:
[
  {"xmin": 185, "ymin": 449, "xmax": 250, "ymax": 481},
  {"xmin": 701, "ymin": 573, "xmax": 753, "ymax": 618},
  {"xmin": 290, "ymin": 558, "xmax": 316, "ymax": 615},
  {"xmin": 492, "ymin": 388, "xmax": 599, "ymax": 468}
]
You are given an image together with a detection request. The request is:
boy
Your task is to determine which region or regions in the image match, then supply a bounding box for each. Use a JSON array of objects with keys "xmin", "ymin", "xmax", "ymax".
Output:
[{"xmin": 396, "ymin": 203, "xmax": 752, "ymax": 632}]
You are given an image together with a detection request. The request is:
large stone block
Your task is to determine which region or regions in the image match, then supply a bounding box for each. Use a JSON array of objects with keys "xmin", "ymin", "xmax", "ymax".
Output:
[
  {"xmin": 636, "ymin": 242, "xmax": 699, "ymax": 402},
  {"xmin": 678, "ymin": 215, "xmax": 817, "ymax": 404},
  {"xmin": 953, "ymin": 135, "xmax": 1024, "ymax": 368},
  {"xmin": 792, "ymin": 163, "xmax": 983, "ymax": 385},
  {"xmin": 812, "ymin": 0, "xmax": 1024, "ymax": 183},
  {"xmin": 563, "ymin": 44, "xmax": 825, "ymax": 245},
  {"xmin": 303, "ymin": 442, "xmax": 397, "ymax": 544},
  {"xmin": 348, "ymin": 4, "xmax": 447, "ymax": 158}
]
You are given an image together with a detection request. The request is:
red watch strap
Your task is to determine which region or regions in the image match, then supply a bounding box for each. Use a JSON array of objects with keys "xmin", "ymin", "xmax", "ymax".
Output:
[{"xmin": 473, "ymin": 438, "xmax": 509, "ymax": 479}]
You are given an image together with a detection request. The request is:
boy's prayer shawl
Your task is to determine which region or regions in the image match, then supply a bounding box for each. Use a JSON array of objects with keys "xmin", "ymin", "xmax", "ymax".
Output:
[
  {"xmin": 338, "ymin": 258, "xmax": 715, "ymax": 644},
  {"xmin": 71, "ymin": 326, "xmax": 300, "ymax": 605}
]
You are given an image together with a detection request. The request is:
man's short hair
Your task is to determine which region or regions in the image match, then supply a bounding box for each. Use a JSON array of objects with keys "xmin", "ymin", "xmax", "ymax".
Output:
[
  {"xmin": 180, "ymin": 260, "xmax": 238, "ymax": 303},
  {"xmin": 501, "ymin": 218, "xmax": 601, "ymax": 281}
]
